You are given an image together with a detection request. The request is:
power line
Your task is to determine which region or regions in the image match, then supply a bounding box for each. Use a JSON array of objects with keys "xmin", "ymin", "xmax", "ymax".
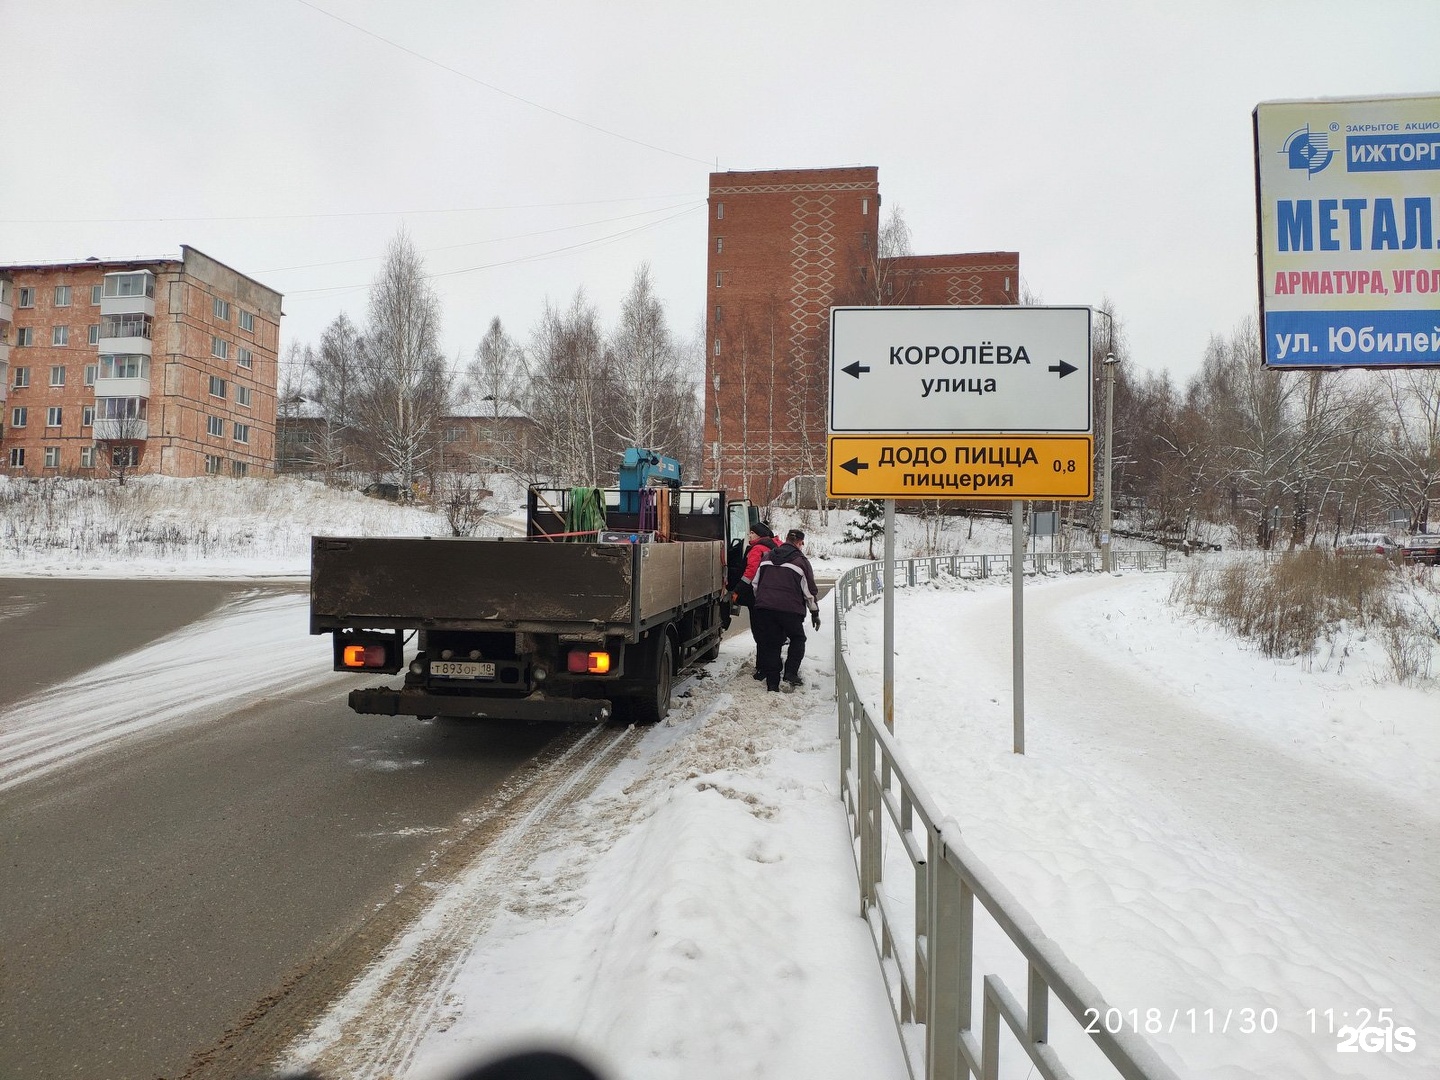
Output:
[
  {"xmin": 293, "ymin": 0, "xmax": 714, "ymax": 168},
  {"xmin": 285, "ymin": 203, "xmax": 703, "ymax": 298},
  {"xmin": 257, "ymin": 201, "xmax": 698, "ymax": 274},
  {"xmin": 0, "ymin": 193, "xmax": 699, "ymax": 226}
]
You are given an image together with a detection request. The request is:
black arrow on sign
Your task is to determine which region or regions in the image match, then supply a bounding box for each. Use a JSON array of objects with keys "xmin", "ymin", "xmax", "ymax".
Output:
[
  {"xmin": 842, "ymin": 361, "xmax": 870, "ymax": 379},
  {"xmin": 1048, "ymin": 359, "xmax": 1078, "ymax": 378},
  {"xmin": 840, "ymin": 457, "xmax": 869, "ymax": 475}
]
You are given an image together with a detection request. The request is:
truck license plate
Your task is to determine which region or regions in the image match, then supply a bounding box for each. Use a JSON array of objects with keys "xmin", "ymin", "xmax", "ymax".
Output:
[{"xmin": 431, "ymin": 661, "xmax": 495, "ymax": 679}]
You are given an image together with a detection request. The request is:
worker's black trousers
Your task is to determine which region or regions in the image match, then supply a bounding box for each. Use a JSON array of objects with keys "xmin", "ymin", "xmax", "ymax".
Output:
[{"xmin": 752, "ymin": 607, "xmax": 806, "ymax": 691}]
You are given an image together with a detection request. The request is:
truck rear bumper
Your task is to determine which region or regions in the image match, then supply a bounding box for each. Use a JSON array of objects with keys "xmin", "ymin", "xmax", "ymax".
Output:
[{"xmin": 348, "ymin": 687, "xmax": 613, "ymax": 723}]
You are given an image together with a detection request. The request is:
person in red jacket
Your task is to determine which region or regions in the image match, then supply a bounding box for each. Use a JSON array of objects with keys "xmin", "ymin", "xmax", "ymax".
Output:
[
  {"xmin": 751, "ymin": 528, "xmax": 820, "ymax": 692},
  {"xmin": 732, "ymin": 522, "xmax": 779, "ymax": 677}
]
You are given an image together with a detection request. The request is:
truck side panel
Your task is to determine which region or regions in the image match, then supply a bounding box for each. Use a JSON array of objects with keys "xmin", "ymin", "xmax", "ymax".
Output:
[{"xmin": 311, "ymin": 537, "xmax": 634, "ymax": 632}]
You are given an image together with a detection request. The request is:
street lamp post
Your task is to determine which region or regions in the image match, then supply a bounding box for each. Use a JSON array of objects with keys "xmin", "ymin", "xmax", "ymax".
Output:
[{"xmin": 1100, "ymin": 352, "xmax": 1119, "ymax": 573}]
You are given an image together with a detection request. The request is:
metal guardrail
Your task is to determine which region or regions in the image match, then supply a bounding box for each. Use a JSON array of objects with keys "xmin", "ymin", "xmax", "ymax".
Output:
[{"xmin": 834, "ymin": 552, "xmax": 1181, "ymax": 1080}]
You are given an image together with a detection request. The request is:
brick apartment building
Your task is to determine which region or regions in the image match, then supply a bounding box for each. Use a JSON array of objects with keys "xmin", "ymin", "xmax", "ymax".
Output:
[
  {"xmin": 703, "ymin": 166, "xmax": 1020, "ymax": 503},
  {"xmin": 277, "ymin": 397, "xmax": 536, "ymax": 479},
  {"xmin": 0, "ymin": 246, "xmax": 281, "ymax": 479}
]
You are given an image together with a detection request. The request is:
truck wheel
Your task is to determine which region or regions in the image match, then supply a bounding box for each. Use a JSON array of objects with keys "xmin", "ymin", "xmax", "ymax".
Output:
[
  {"xmin": 628, "ymin": 638, "xmax": 673, "ymax": 724},
  {"xmin": 697, "ymin": 636, "xmax": 721, "ymax": 664}
]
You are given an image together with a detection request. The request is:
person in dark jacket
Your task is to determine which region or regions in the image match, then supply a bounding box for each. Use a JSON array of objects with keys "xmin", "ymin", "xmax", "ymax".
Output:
[
  {"xmin": 751, "ymin": 528, "xmax": 820, "ymax": 692},
  {"xmin": 732, "ymin": 522, "xmax": 780, "ymax": 678}
]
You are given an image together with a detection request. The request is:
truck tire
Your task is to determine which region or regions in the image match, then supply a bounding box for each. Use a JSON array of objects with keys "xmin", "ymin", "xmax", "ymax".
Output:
[
  {"xmin": 697, "ymin": 636, "xmax": 721, "ymax": 664},
  {"xmin": 626, "ymin": 636, "xmax": 673, "ymax": 725}
]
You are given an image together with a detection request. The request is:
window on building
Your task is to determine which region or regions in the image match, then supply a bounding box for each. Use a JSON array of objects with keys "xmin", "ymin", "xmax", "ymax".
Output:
[
  {"xmin": 52, "ymin": 326, "xmax": 68, "ymax": 347},
  {"xmin": 96, "ymin": 397, "xmax": 146, "ymax": 420},
  {"xmin": 99, "ymin": 313, "xmax": 153, "ymax": 339},
  {"xmin": 111, "ymin": 445, "xmax": 138, "ymax": 468},
  {"xmin": 213, "ymin": 297, "xmax": 230, "ymax": 321},
  {"xmin": 716, "ymin": 237, "xmax": 723, "ymax": 253},
  {"xmin": 91, "ymin": 284, "xmax": 103, "ymax": 305},
  {"xmin": 714, "ymin": 305, "xmax": 722, "ymax": 324},
  {"xmin": 209, "ymin": 375, "xmax": 227, "ymax": 398},
  {"xmin": 715, "ymin": 271, "xmax": 723, "ymax": 288},
  {"xmin": 235, "ymin": 385, "xmax": 252, "ymax": 407},
  {"xmin": 17, "ymin": 287, "xmax": 34, "ymax": 308},
  {"xmin": 15, "ymin": 328, "xmax": 33, "ymax": 347},
  {"xmin": 207, "ymin": 415, "xmax": 224, "ymax": 437},
  {"xmin": 204, "ymin": 454, "xmax": 223, "ymax": 476},
  {"xmin": 54, "ymin": 285, "xmax": 72, "ymax": 307},
  {"xmin": 46, "ymin": 406, "xmax": 62, "ymax": 427},
  {"xmin": 713, "ymin": 338, "xmax": 721, "ymax": 356},
  {"xmin": 233, "ymin": 422, "xmax": 250, "ymax": 444},
  {"xmin": 84, "ymin": 364, "xmax": 97, "ymax": 386},
  {"xmin": 50, "ymin": 365, "xmax": 66, "ymax": 386},
  {"xmin": 82, "ymin": 405, "xmax": 94, "ymax": 427},
  {"xmin": 862, "ymin": 197, "xmax": 869, "ymax": 215},
  {"xmin": 80, "ymin": 446, "xmax": 96, "ymax": 468},
  {"xmin": 231, "ymin": 460, "xmax": 248, "ymax": 477},
  {"xmin": 44, "ymin": 447, "xmax": 60, "ymax": 468},
  {"xmin": 11, "ymin": 407, "xmax": 26, "ymax": 428},
  {"xmin": 716, "ymin": 202, "xmax": 724, "ymax": 220},
  {"xmin": 237, "ymin": 346, "xmax": 252, "ymax": 369},
  {"xmin": 8, "ymin": 448, "xmax": 24, "ymax": 467},
  {"xmin": 211, "ymin": 337, "xmax": 229, "ymax": 360},
  {"xmin": 103, "ymin": 273, "xmax": 154, "ymax": 299},
  {"xmin": 87, "ymin": 324, "xmax": 99, "ymax": 345},
  {"xmin": 12, "ymin": 367, "xmax": 28, "ymax": 388},
  {"xmin": 99, "ymin": 354, "xmax": 148, "ymax": 379},
  {"xmin": 239, "ymin": 310, "xmax": 254, "ymax": 333}
]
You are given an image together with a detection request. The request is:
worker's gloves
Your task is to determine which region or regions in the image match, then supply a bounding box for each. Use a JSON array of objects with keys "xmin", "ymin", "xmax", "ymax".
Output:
[{"xmin": 810, "ymin": 611, "xmax": 821, "ymax": 630}]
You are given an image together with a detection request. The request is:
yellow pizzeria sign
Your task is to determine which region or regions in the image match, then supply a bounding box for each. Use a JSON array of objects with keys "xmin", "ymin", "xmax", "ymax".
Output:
[{"xmin": 826, "ymin": 435, "xmax": 1093, "ymax": 501}]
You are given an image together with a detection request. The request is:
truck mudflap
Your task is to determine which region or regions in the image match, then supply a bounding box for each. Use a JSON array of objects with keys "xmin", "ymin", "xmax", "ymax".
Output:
[{"xmin": 348, "ymin": 687, "xmax": 613, "ymax": 723}]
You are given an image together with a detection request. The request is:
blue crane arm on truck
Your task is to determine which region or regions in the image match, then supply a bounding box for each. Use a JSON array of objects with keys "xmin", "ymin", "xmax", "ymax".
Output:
[{"xmin": 310, "ymin": 481, "xmax": 753, "ymax": 725}]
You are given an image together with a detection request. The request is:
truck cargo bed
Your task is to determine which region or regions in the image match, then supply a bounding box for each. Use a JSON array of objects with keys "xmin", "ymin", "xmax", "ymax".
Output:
[{"xmin": 310, "ymin": 536, "xmax": 721, "ymax": 636}]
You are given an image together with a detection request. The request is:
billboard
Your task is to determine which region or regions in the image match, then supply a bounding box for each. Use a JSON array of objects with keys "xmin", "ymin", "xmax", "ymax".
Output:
[{"xmin": 1254, "ymin": 95, "xmax": 1440, "ymax": 368}]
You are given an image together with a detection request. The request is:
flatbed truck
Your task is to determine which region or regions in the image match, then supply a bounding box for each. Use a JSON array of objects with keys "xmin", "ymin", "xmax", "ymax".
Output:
[{"xmin": 310, "ymin": 484, "xmax": 752, "ymax": 724}]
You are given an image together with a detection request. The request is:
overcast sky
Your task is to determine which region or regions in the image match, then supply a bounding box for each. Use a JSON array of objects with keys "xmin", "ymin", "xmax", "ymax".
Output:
[{"xmin": 3, "ymin": 0, "xmax": 1437, "ymax": 387}]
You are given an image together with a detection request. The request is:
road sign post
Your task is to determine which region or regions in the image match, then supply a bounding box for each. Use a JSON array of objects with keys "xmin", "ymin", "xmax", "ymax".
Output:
[{"xmin": 827, "ymin": 305, "xmax": 1098, "ymax": 755}]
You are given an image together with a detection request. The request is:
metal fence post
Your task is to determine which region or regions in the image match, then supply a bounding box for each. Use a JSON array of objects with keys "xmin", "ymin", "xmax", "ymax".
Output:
[{"xmin": 925, "ymin": 837, "xmax": 967, "ymax": 1080}]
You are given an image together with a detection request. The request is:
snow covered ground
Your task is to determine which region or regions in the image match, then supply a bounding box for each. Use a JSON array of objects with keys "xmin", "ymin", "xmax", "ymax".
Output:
[
  {"xmin": 842, "ymin": 570, "xmax": 1438, "ymax": 1080},
  {"xmin": 4, "ymin": 477, "xmax": 1434, "ymax": 1079}
]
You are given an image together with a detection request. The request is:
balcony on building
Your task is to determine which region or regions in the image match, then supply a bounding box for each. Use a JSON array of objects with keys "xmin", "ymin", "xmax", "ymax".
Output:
[
  {"xmin": 93, "ymin": 354, "xmax": 152, "ymax": 401},
  {"xmin": 0, "ymin": 275, "xmax": 13, "ymax": 324},
  {"xmin": 100, "ymin": 271, "xmax": 156, "ymax": 318},
  {"xmin": 92, "ymin": 396, "xmax": 149, "ymax": 442},
  {"xmin": 97, "ymin": 313, "xmax": 154, "ymax": 357}
]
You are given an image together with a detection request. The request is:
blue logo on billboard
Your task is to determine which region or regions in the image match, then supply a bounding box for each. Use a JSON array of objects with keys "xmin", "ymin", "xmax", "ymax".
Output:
[{"xmin": 1282, "ymin": 125, "xmax": 1335, "ymax": 175}]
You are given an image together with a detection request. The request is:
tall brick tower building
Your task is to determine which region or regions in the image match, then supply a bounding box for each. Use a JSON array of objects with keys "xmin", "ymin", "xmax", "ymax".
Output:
[{"xmin": 703, "ymin": 166, "xmax": 1019, "ymax": 503}]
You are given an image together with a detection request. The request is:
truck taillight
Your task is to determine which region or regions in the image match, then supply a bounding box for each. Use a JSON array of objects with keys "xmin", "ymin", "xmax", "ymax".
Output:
[
  {"xmin": 333, "ymin": 631, "xmax": 403, "ymax": 674},
  {"xmin": 567, "ymin": 649, "xmax": 611, "ymax": 674},
  {"xmin": 343, "ymin": 644, "xmax": 388, "ymax": 668}
]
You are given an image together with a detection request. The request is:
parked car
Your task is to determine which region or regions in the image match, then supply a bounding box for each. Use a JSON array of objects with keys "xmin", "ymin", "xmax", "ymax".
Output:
[
  {"xmin": 1335, "ymin": 532, "xmax": 1401, "ymax": 557},
  {"xmin": 1401, "ymin": 533, "xmax": 1440, "ymax": 565}
]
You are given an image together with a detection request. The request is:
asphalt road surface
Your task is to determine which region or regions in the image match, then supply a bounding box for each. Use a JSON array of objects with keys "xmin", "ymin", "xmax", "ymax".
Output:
[{"xmin": 0, "ymin": 577, "xmax": 575, "ymax": 1080}]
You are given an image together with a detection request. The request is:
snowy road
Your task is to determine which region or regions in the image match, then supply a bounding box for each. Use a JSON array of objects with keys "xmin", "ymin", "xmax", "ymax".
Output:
[
  {"xmin": 0, "ymin": 582, "xmax": 575, "ymax": 1080},
  {"xmin": 845, "ymin": 570, "xmax": 1439, "ymax": 1080}
]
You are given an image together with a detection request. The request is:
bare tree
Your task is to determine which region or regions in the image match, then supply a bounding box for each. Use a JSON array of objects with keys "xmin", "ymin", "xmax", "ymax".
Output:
[
  {"xmin": 355, "ymin": 231, "xmax": 451, "ymax": 491},
  {"xmin": 96, "ymin": 412, "xmax": 148, "ymax": 485},
  {"xmin": 608, "ymin": 264, "xmax": 693, "ymax": 460},
  {"xmin": 524, "ymin": 290, "xmax": 612, "ymax": 485},
  {"xmin": 1374, "ymin": 369, "xmax": 1440, "ymax": 532}
]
